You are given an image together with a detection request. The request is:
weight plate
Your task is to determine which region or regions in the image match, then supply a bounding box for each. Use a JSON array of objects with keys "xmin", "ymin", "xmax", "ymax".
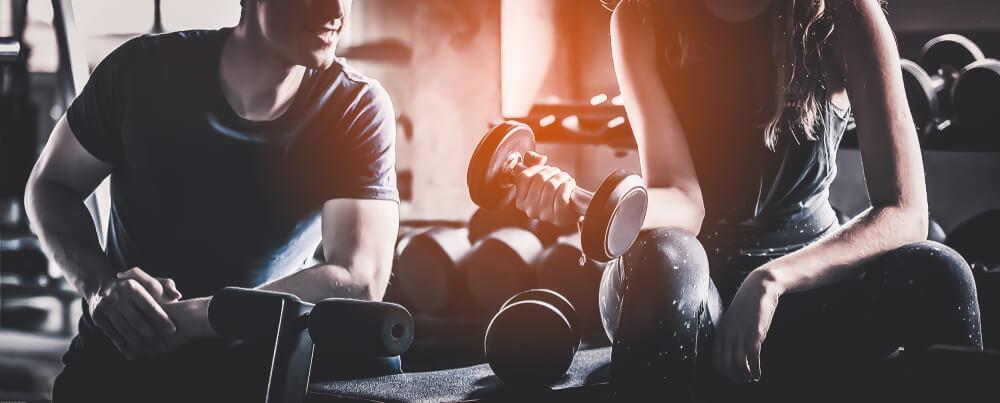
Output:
[
  {"xmin": 953, "ymin": 60, "xmax": 1000, "ymax": 147},
  {"xmin": 900, "ymin": 59, "xmax": 938, "ymax": 135},
  {"xmin": 463, "ymin": 228, "xmax": 543, "ymax": 314},
  {"xmin": 920, "ymin": 34, "xmax": 984, "ymax": 78},
  {"xmin": 395, "ymin": 227, "xmax": 471, "ymax": 314},
  {"xmin": 484, "ymin": 300, "xmax": 577, "ymax": 386},
  {"xmin": 467, "ymin": 121, "xmax": 536, "ymax": 210},
  {"xmin": 581, "ymin": 170, "xmax": 648, "ymax": 262},
  {"xmin": 502, "ymin": 288, "xmax": 580, "ymax": 340}
]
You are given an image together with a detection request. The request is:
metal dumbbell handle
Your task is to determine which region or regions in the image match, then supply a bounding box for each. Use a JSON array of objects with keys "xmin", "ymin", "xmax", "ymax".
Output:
[
  {"xmin": 500, "ymin": 151, "xmax": 594, "ymax": 218},
  {"xmin": 0, "ymin": 38, "xmax": 21, "ymax": 63}
]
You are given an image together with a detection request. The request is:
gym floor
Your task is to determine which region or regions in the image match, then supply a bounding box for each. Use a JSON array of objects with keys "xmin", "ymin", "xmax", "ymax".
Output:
[{"xmin": 1, "ymin": 0, "xmax": 999, "ymax": 402}]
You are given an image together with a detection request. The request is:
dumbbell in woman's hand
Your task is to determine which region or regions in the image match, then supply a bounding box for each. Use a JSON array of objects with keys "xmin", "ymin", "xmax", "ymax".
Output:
[{"xmin": 467, "ymin": 121, "xmax": 648, "ymax": 262}]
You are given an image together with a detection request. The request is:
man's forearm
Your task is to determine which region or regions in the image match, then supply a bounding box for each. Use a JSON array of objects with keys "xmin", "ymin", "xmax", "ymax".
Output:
[
  {"xmin": 172, "ymin": 264, "xmax": 383, "ymax": 342},
  {"xmin": 257, "ymin": 263, "xmax": 385, "ymax": 303},
  {"xmin": 25, "ymin": 178, "xmax": 116, "ymax": 300}
]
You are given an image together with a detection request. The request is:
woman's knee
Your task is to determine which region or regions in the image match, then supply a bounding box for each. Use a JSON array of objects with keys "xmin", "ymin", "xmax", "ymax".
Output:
[
  {"xmin": 622, "ymin": 227, "xmax": 710, "ymax": 291},
  {"xmin": 864, "ymin": 241, "xmax": 979, "ymax": 308},
  {"xmin": 878, "ymin": 241, "xmax": 975, "ymax": 286},
  {"xmin": 600, "ymin": 227, "xmax": 712, "ymax": 340}
]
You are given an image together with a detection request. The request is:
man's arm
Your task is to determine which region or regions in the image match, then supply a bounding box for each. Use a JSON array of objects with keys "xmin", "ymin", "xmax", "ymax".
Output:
[
  {"xmin": 169, "ymin": 199, "xmax": 399, "ymax": 341},
  {"xmin": 171, "ymin": 80, "xmax": 401, "ymax": 340},
  {"xmin": 26, "ymin": 117, "xmax": 180, "ymax": 358},
  {"xmin": 25, "ymin": 117, "xmax": 114, "ymax": 300},
  {"xmin": 258, "ymin": 199, "xmax": 399, "ymax": 302}
]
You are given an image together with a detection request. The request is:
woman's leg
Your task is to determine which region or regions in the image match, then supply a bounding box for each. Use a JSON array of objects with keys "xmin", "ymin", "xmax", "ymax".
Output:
[
  {"xmin": 600, "ymin": 227, "xmax": 722, "ymax": 400},
  {"xmin": 756, "ymin": 241, "xmax": 982, "ymax": 399},
  {"xmin": 855, "ymin": 240, "xmax": 982, "ymax": 350}
]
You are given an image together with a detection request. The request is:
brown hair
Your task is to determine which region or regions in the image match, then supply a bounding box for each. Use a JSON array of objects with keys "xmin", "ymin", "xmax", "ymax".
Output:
[{"xmin": 606, "ymin": 0, "xmax": 845, "ymax": 150}]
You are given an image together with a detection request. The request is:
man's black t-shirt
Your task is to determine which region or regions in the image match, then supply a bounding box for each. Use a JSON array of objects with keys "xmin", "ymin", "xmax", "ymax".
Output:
[{"xmin": 65, "ymin": 28, "xmax": 397, "ymax": 353}]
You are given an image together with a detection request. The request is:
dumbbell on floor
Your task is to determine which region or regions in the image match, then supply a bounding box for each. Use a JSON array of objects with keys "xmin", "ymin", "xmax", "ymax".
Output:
[
  {"xmin": 467, "ymin": 121, "xmax": 648, "ymax": 262},
  {"xmin": 535, "ymin": 233, "xmax": 606, "ymax": 337},
  {"xmin": 392, "ymin": 227, "xmax": 471, "ymax": 315},
  {"xmin": 484, "ymin": 289, "xmax": 581, "ymax": 386},
  {"xmin": 469, "ymin": 206, "xmax": 576, "ymax": 247},
  {"xmin": 900, "ymin": 34, "xmax": 984, "ymax": 139},
  {"xmin": 208, "ymin": 287, "xmax": 414, "ymax": 403},
  {"xmin": 463, "ymin": 227, "xmax": 544, "ymax": 315}
]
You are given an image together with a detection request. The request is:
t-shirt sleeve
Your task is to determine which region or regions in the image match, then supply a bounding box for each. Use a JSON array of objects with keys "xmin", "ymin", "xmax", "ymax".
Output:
[
  {"xmin": 65, "ymin": 36, "xmax": 143, "ymax": 164},
  {"xmin": 330, "ymin": 82, "xmax": 400, "ymax": 203}
]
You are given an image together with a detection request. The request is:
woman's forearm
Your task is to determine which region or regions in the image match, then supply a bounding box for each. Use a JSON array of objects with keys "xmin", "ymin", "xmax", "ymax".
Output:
[
  {"xmin": 25, "ymin": 177, "xmax": 117, "ymax": 301},
  {"xmin": 642, "ymin": 187, "xmax": 705, "ymax": 235},
  {"xmin": 758, "ymin": 204, "xmax": 928, "ymax": 295}
]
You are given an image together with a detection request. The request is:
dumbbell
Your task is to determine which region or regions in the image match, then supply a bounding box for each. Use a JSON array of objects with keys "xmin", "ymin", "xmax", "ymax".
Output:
[
  {"xmin": 928, "ymin": 218, "xmax": 947, "ymax": 244},
  {"xmin": 953, "ymin": 59, "xmax": 1000, "ymax": 149},
  {"xmin": 382, "ymin": 226, "xmax": 425, "ymax": 308},
  {"xmin": 208, "ymin": 287, "xmax": 414, "ymax": 403},
  {"xmin": 900, "ymin": 34, "xmax": 984, "ymax": 138},
  {"xmin": 468, "ymin": 206, "xmax": 531, "ymax": 244},
  {"xmin": 484, "ymin": 289, "xmax": 581, "ymax": 386},
  {"xmin": 0, "ymin": 37, "xmax": 21, "ymax": 63},
  {"xmin": 947, "ymin": 210, "xmax": 1000, "ymax": 273},
  {"xmin": 469, "ymin": 206, "xmax": 576, "ymax": 247},
  {"xmin": 462, "ymin": 227, "xmax": 544, "ymax": 315},
  {"xmin": 393, "ymin": 227, "xmax": 471, "ymax": 315},
  {"xmin": 534, "ymin": 233, "xmax": 605, "ymax": 336},
  {"xmin": 467, "ymin": 120, "xmax": 648, "ymax": 262}
]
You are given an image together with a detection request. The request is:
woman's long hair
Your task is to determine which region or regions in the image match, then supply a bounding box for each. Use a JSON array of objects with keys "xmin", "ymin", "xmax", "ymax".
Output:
[{"xmin": 606, "ymin": 0, "xmax": 843, "ymax": 150}]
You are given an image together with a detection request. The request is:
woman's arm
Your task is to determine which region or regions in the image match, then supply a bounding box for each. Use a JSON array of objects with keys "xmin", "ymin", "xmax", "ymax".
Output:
[
  {"xmin": 509, "ymin": 3, "xmax": 704, "ymax": 233},
  {"xmin": 756, "ymin": 0, "xmax": 927, "ymax": 294},
  {"xmin": 611, "ymin": 2, "xmax": 705, "ymax": 234},
  {"xmin": 715, "ymin": 0, "xmax": 928, "ymax": 383}
]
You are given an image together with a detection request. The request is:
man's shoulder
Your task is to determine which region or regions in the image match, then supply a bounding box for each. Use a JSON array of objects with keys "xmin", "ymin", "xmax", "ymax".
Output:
[
  {"xmin": 132, "ymin": 29, "xmax": 226, "ymax": 50},
  {"xmin": 314, "ymin": 58, "xmax": 392, "ymax": 112},
  {"xmin": 110, "ymin": 29, "xmax": 226, "ymax": 66}
]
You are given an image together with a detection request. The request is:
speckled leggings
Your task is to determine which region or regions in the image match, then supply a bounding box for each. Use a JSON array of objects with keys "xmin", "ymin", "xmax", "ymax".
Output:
[{"xmin": 599, "ymin": 227, "xmax": 983, "ymax": 401}]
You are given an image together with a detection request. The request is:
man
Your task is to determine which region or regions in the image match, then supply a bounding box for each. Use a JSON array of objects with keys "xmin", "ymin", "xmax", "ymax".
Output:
[{"xmin": 24, "ymin": 0, "xmax": 399, "ymax": 400}]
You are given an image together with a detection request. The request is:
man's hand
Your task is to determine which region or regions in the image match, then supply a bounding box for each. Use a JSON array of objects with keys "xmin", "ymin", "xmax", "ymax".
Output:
[
  {"xmin": 117, "ymin": 267, "xmax": 182, "ymax": 303},
  {"xmin": 88, "ymin": 267, "xmax": 181, "ymax": 360},
  {"xmin": 713, "ymin": 268, "xmax": 784, "ymax": 383}
]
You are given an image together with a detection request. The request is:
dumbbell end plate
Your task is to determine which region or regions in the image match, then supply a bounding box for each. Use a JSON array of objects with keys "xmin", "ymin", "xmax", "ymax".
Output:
[
  {"xmin": 582, "ymin": 170, "xmax": 648, "ymax": 262},
  {"xmin": 900, "ymin": 59, "xmax": 937, "ymax": 135},
  {"xmin": 920, "ymin": 34, "xmax": 985, "ymax": 76},
  {"xmin": 468, "ymin": 121, "xmax": 536, "ymax": 210},
  {"xmin": 485, "ymin": 300, "xmax": 577, "ymax": 386}
]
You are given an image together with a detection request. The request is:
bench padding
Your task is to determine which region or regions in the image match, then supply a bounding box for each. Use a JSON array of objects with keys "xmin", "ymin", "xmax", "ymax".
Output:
[{"xmin": 308, "ymin": 347, "xmax": 611, "ymax": 403}]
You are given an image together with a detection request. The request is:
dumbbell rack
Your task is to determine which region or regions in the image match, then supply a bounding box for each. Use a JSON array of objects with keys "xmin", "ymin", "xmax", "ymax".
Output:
[{"xmin": 842, "ymin": 33, "xmax": 999, "ymax": 153}]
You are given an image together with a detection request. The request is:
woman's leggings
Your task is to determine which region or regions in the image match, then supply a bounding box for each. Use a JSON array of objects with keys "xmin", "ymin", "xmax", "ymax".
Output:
[{"xmin": 599, "ymin": 227, "xmax": 983, "ymax": 400}]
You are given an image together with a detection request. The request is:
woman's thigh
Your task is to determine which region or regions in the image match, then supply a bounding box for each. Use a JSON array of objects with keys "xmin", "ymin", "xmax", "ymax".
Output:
[{"xmin": 748, "ymin": 241, "xmax": 982, "ymax": 390}]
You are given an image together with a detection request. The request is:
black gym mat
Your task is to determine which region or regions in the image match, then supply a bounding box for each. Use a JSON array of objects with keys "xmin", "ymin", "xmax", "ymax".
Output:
[{"xmin": 307, "ymin": 347, "xmax": 612, "ymax": 403}]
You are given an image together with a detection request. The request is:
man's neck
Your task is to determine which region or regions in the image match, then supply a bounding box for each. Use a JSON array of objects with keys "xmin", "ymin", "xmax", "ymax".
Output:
[{"xmin": 219, "ymin": 25, "xmax": 306, "ymax": 122}]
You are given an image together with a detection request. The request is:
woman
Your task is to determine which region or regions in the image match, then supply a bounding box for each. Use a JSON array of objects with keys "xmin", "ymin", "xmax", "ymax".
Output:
[{"xmin": 512, "ymin": 0, "xmax": 982, "ymax": 399}]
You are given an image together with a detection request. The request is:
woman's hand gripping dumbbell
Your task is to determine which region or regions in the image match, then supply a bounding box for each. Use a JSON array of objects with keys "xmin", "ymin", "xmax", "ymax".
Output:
[{"xmin": 467, "ymin": 121, "xmax": 648, "ymax": 262}]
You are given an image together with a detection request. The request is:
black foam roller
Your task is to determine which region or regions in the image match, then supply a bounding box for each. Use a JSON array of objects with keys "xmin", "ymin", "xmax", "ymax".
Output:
[{"xmin": 308, "ymin": 298, "xmax": 415, "ymax": 357}]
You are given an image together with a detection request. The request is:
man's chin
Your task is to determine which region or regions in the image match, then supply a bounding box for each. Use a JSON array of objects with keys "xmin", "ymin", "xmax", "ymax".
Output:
[{"xmin": 299, "ymin": 50, "xmax": 338, "ymax": 70}]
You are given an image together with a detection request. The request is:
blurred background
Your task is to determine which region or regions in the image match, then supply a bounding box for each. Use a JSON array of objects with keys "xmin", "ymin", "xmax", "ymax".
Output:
[{"xmin": 2, "ymin": 0, "xmax": 999, "ymax": 401}]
